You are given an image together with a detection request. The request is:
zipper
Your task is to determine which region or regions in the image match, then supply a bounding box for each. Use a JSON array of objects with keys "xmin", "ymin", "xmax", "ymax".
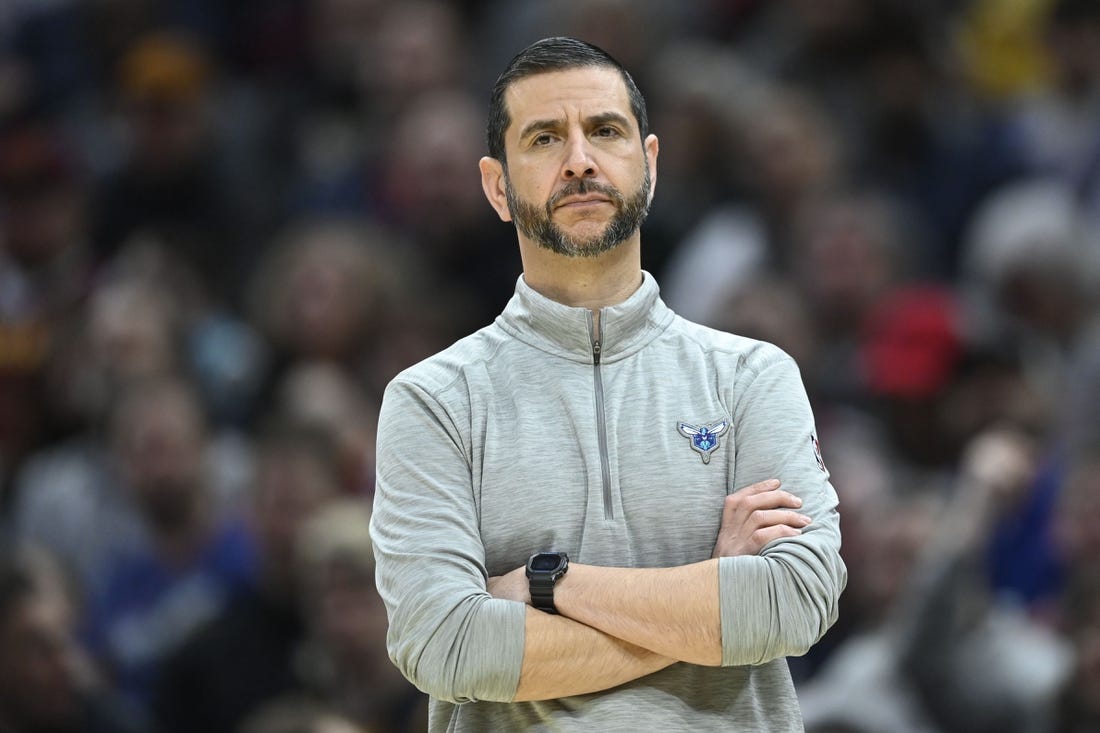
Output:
[{"xmin": 587, "ymin": 310, "xmax": 613, "ymax": 520}]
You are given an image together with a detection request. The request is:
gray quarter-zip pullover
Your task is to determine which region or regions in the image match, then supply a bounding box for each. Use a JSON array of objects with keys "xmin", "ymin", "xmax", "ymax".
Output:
[{"xmin": 371, "ymin": 272, "xmax": 845, "ymax": 732}]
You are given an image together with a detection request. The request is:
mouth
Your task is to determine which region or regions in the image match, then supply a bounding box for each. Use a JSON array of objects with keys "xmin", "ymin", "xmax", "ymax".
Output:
[{"xmin": 554, "ymin": 195, "xmax": 612, "ymax": 210}]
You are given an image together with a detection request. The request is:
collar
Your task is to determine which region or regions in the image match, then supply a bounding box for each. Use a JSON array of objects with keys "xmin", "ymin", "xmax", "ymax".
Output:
[{"xmin": 495, "ymin": 271, "xmax": 674, "ymax": 364}]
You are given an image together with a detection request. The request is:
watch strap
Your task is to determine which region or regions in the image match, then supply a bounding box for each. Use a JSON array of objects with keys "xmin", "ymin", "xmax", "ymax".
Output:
[{"xmin": 530, "ymin": 577, "xmax": 558, "ymax": 614}]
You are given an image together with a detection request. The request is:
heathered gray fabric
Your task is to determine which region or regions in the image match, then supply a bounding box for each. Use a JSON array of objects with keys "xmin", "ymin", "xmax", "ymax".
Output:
[{"xmin": 371, "ymin": 272, "xmax": 846, "ymax": 732}]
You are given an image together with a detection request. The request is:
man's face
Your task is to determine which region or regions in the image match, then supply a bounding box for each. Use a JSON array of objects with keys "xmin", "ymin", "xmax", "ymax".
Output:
[{"xmin": 485, "ymin": 66, "xmax": 657, "ymax": 257}]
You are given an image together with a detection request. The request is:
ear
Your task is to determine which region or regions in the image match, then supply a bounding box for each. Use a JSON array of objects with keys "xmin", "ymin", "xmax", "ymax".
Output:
[
  {"xmin": 479, "ymin": 156, "xmax": 512, "ymax": 222},
  {"xmin": 644, "ymin": 134, "xmax": 659, "ymax": 205}
]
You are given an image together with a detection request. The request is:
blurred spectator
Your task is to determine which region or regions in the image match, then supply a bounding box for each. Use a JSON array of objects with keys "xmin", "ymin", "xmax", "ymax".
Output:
[
  {"xmin": 247, "ymin": 216, "xmax": 440, "ymax": 403},
  {"xmin": 91, "ymin": 31, "xmax": 251, "ymax": 307},
  {"xmin": 89, "ymin": 238, "xmax": 269, "ymax": 429},
  {"xmin": 154, "ymin": 419, "xmax": 343, "ymax": 733},
  {"xmin": 1061, "ymin": 320, "xmax": 1100, "ymax": 456},
  {"xmin": 7, "ymin": 272, "xmax": 186, "ymax": 598},
  {"xmin": 855, "ymin": 13, "xmax": 1023, "ymax": 274},
  {"xmin": 709, "ymin": 275, "xmax": 819, "ymax": 374},
  {"xmin": 660, "ymin": 84, "xmax": 844, "ymax": 324},
  {"xmin": 0, "ymin": 543, "xmax": 147, "ymax": 733},
  {"xmin": 306, "ymin": 0, "xmax": 386, "ymax": 103},
  {"xmin": 963, "ymin": 179, "xmax": 1097, "ymax": 361},
  {"xmin": 365, "ymin": 1, "xmax": 470, "ymax": 118},
  {"xmin": 8, "ymin": 242, "xmax": 260, "ymax": 586},
  {"xmin": 859, "ymin": 285, "xmax": 966, "ymax": 468},
  {"xmin": 901, "ymin": 430, "xmax": 1071, "ymax": 733},
  {"xmin": 1046, "ymin": 451, "xmax": 1100, "ymax": 729},
  {"xmin": 759, "ymin": 0, "xmax": 1023, "ymax": 275},
  {"xmin": 83, "ymin": 374, "xmax": 255, "ymax": 708},
  {"xmin": 294, "ymin": 0, "xmax": 472, "ymax": 216},
  {"xmin": 794, "ymin": 414, "xmax": 906, "ymax": 681},
  {"xmin": 959, "ymin": 178, "xmax": 1099, "ymax": 609},
  {"xmin": 792, "ymin": 192, "xmax": 911, "ymax": 341},
  {"xmin": 800, "ymin": 428, "xmax": 1072, "ymax": 733},
  {"xmin": 644, "ymin": 39, "xmax": 765, "ymax": 285},
  {"xmin": 0, "ymin": 121, "xmax": 94, "ymax": 496},
  {"xmin": 742, "ymin": 88, "xmax": 846, "ymax": 260},
  {"xmin": 0, "ymin": 2, "xmax": 88, "ymax": 118},
  {"xmin": 1052, "ymin": 573, "xmax": 1100, "ymax": 732},
  {"xmin": 248, "ymin": 218, "xmax": 387, "ymax": 369},
  {"xmin": 939, "ymin": 337, "xmax": 1051, "ymax": 458},
  {"xmin": 1052, "ymin": 451, "xmax": 1100, "ymax": 607},
  {"xmin": 277, "ymin": 360, "xmax": 378, "ymax": 495},
  {"xmin": 294, "ymin": 500, "xmax": 427, "ymax": 732},
  {"xmin": 378, "ymin": 89, "xmax": 520, "ymax": 330},
  {"xmin": 1008, "ymin": 0, "xmax": 1100, "ymax": 224},
  {"xmin": 785, "ymin": 191, "xmax": 916, "ymax": 406},
  {"xmin": 238, "ymin": 695, "xmax": 363, "ymax": 733}
]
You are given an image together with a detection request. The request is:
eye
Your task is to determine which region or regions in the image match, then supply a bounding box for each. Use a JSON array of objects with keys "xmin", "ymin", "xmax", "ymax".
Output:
[
  {"xmin": 532, "ymin": 133, "xmax": 555, "ymax": 146},
  {"xmin": 593, "ymin": 126, "xmax": 620, "ymax": 139}
]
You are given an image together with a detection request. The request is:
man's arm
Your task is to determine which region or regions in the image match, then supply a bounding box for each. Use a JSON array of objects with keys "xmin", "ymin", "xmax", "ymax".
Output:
[
  {"xmin": 492, "ymin": 479, "xmax": 811, "ymax": 667},
  {"xmin": 553, "ymin": 560, "xmax": 724, "ymax": 664},
  {"xmin": 511, "ymin": 608, "xmax": 675, "ymax": 701}
]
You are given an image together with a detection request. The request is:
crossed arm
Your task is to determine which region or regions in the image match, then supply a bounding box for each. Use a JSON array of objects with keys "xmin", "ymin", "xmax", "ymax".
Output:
[
  {"xmin": 488, "ymin": 479, "xmax": 811, "ymax": 701},
  {"xmin": 374, "ymin": 361, "xmax": 845, "ymax": 705}
]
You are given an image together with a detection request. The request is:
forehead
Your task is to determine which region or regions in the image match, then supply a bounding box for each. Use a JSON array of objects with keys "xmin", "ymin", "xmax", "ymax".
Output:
[{"xmin": 504, "ymin": 66, "xmax": 633, "ymax": 132}]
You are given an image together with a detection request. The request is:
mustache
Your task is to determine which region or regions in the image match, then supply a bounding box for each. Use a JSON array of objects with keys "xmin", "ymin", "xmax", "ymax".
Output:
[{"xmin": 547, "ymin": 179, "xmax": 625, "ymax": 210}]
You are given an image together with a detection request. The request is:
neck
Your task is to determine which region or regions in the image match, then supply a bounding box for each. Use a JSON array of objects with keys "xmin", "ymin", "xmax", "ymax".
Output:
[{"xmin": 518, "ymin": 235, "xmax": 643, "ymax": 311}]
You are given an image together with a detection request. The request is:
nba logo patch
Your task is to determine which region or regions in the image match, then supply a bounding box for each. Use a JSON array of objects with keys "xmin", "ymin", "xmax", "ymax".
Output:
[{"xmin": 811, "ymin": 433, "xmax": 827, "ymax": 473}]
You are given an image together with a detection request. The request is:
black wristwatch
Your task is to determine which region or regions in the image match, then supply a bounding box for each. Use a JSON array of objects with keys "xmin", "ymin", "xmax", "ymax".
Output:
[{"xmin": 526, "ymin": 551, "xmax": 569, "ymax": 614}]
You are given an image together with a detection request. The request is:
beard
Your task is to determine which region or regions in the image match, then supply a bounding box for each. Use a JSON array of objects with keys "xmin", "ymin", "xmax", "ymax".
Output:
[{"xmin": 504, "ymin": 163, "xmax": 652, "ymax": 258}]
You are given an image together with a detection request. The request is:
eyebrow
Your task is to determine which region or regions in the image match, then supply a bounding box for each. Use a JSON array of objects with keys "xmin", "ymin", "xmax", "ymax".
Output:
[
  {"xmin": 517, "ymin": 112, "xmax": 634, "ymax": 142},
  {"xmin": 518, "ymin": 117, "xmax": 562, "ymax": 142},
  {"xmin": 588, "ymin": 112, "xmax": 632, "ymax": 131}
]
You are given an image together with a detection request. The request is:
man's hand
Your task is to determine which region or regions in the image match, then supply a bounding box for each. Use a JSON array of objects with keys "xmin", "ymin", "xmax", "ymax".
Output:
[
  {"xmin": 960, "ymin": 428, "xmax": 1036, "ymax": 511},
  {"xmin": 488, "ymin": 565, "xmax": 530, "ymax": 603},
  {"xmin": 712, "ymin": 479, "xmax": 811, "ymax": 557}
]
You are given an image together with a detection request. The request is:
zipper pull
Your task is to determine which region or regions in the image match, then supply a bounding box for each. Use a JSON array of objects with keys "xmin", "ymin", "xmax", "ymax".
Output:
[{"xmin": 592, "ymin": 340, "xmax": 602, "ymax": 366}]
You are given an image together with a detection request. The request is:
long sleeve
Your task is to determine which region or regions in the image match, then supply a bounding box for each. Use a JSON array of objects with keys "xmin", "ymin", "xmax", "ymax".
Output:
[
  {"xmin": 370, "ymin": 377, "xmax": 526, "ymax": 704},
  {"xmin": 718, "ymin": 354, "xmax": 846, "ymax": 666}
]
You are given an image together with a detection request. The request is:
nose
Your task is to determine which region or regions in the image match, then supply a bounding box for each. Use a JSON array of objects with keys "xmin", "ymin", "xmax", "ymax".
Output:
[{"xmin": 562, "ymin": 135, "xmax": 598, "ymax": 180}]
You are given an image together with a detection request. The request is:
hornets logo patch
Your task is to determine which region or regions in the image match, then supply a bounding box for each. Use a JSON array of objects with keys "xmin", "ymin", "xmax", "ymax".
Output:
[{"xmin": 677, "ymin": 420, "xmax": 729, "ymax": 464}]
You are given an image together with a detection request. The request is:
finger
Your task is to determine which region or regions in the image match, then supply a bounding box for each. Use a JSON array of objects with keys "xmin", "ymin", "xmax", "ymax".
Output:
[
  {"xmin": 732, "ymin": 478, "xmax": 782, "ymax": 496},
  {"xmin": 723, "ymin": 489, "xmax": 803, "ymax": 520},
  {"xmin": 747, "ymin": 490, "xmax": 804, "ymax": 511},
  {"xmin": 748, "ymin": 508, "xmax": 812, "ymax": 529},
  {"xmin": 749, "ymin": 524, "xmax": 804, "ymax": 550}
]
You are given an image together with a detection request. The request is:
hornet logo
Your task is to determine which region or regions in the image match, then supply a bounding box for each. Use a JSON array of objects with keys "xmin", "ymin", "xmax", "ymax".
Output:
[{"xmin": 677, "ymin": 420, "xmax": 729, "ymax": 464}]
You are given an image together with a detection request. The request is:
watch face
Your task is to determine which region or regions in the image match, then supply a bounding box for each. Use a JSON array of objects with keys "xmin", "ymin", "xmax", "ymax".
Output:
[{"xmin": 530, "ymin": 553, "xmax": 564, "ymax": 572}]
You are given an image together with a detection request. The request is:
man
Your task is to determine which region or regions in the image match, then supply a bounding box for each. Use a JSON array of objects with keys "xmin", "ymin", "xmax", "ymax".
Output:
[
  {"xmin": 84, "ymin": 375, "xmax": 255, "ymax": 708},
  {"xmin": 370, "ymin": 37, "xmax": 845, "ymax": 731},
  {"xmin": 153, "ymin": 420, "xmax": 345, "ymax": 733}
]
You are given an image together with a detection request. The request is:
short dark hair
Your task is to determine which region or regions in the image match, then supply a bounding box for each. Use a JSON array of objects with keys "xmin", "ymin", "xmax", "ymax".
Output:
[{"xmin": 486, "ymin": 37, "xmax": 649, "ymax": 163}]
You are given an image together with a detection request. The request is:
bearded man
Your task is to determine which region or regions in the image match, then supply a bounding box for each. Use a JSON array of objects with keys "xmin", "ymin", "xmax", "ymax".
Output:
[{"xmin": 370, "ymin": 36, "xmax": 846, "ymax": 732}]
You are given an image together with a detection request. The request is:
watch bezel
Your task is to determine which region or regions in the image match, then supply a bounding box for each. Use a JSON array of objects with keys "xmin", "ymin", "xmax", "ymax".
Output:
[{"xmin": 526, "ymin": 551, "xmax": 569, "ymax": 580}]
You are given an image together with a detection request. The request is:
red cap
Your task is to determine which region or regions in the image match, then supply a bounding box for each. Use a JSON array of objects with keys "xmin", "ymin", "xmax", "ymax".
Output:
[{"xmin": 860, "ymin": 285, "xmax": 962, "ymax": 399}]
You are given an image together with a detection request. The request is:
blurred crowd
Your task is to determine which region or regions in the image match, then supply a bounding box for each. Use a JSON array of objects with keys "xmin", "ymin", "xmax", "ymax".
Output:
[{"xmin": 0, "ymin": 0, "xmax": 1098, "ymax": 732}]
